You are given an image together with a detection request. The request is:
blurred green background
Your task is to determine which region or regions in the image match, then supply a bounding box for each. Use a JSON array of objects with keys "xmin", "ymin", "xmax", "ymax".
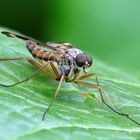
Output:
[{"xmin": 0, "ymin": 0, "xmax": 140, "ymax": 74}]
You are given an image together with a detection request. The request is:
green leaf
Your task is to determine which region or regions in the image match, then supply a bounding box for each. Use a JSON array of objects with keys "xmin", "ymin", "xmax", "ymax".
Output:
[{"xmin": 0, "ymin": 28, "xmax": 140, "ymax": 140}]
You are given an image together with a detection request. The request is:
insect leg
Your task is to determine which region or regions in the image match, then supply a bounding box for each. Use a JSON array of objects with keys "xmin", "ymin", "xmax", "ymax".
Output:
[
  {"xmin": 49, "ymin": 62, "xmax": 60, "ymax": 79},
  {"xmin": 0, "ymin": 65, "xmax": 47, "ymax": 87},
  {"xmin": 0, "ymin": 57, "xmax": 55, "ymax": 86},
  {"xmin": 0, "ymin": 57, "xmax": 25, "ymax": 61},
  {"xmin": 25, "ymin": 58, "xmax": 55, "ymax": 80},
  {"xmin": 0, "ymin": 57, "xmax": 55, "ymax": 79},
  {"xmin": 79, "ymin": 73, "xmax": 111, "ymax": 103},
  {"xmin": 42, "ymin": 74, "xmax": 65, "ymax": 121},
  {"xmin": 76, "ymin": 74, "xmax": 140, "ymax": 126}
]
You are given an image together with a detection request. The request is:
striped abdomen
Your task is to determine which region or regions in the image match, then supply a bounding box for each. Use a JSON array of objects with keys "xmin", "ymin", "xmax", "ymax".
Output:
[{"xmin": 26, "ymin": 43, "xmax": 63, "ymax": 64}]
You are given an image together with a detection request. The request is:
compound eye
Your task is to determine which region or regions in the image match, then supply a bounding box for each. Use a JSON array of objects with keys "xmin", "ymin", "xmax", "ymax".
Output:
[
  {"xmin": 87, "ymin": 55, "xmax": 93, "ymax": 66},
  {"xmin": 75, "ymin": 53, "xmax": 87, "ymax": 67}
]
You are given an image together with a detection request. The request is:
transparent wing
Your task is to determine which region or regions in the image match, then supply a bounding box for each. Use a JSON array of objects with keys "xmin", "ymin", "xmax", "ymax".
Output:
[
  {"xmin": 1, "ymin": 31, "xmax": 75, "ymax": 52},
  {"xmin": 46, "ymin": 42, "xmax": 74, "ymax": 51},
  {"xmin": 1, "ymin": 31, "xmax": 53, "ymax": 51}
]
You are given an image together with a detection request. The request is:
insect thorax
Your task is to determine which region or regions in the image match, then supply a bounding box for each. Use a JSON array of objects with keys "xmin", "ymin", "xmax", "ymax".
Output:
[
  {"xmin": 66, "ymin": 48, "xmax": 83, "ymax": 58},
  {"xmin": 58, "ymin": 48, "xmax": 83, "ymax": 80}
]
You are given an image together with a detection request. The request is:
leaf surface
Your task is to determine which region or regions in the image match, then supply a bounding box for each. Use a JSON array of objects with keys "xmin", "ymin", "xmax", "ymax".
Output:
[{"xmin": 0, "ymin": 28, "xmax": 140, "ymax": 140}]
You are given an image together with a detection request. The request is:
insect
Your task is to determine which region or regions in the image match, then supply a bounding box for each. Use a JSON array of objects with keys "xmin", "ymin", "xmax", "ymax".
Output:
[{"xmin": 0, "ymin": 31, "xmax": 140, "ymax": 126}]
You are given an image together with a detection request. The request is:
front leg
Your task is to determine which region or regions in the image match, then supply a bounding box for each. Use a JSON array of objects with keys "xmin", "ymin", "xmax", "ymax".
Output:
[
  {"xmin": 78, "ymin": 73, "xmax": 111, "ymax": 103},
  {"xmin": 74, "ymin": 73, "xmax": 140, "ymax": 126}
]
